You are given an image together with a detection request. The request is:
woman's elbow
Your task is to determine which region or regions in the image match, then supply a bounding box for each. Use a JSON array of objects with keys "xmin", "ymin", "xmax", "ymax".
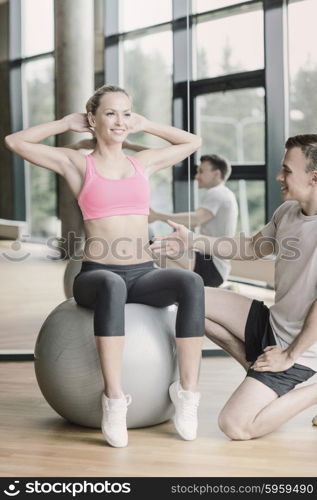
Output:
[
  {"xmin": 193, "ymin": 136, "xmax": 202, "ymax": 150},
  {"xmin": 4, "ymin": 135, "xmax": 16, "ymax": 152}
]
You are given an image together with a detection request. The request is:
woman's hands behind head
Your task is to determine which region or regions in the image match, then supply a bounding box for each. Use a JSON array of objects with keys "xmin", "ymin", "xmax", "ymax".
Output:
[
  {"xmin": 127, "ymin": 113, "xmax": 148, "ymax": 135},
  {"xmin": 62, "ymin": 113, "xmax": 92, "ymax": 133}
]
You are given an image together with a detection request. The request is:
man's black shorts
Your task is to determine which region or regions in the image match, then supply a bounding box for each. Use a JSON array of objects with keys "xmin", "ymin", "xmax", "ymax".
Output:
[
  {"xmin": 244, "ymin": 299, "xmax": 316, "ymax": 396},
  {"xmin": 194, "ymin": 252, "xmax": 223, "ymax": 287}
]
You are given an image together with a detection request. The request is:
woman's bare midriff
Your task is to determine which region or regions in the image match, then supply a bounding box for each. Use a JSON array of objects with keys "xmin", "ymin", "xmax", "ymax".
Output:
[{"xmin": 81, "ymin": 214, "xmax": 153, "ymax": 265}]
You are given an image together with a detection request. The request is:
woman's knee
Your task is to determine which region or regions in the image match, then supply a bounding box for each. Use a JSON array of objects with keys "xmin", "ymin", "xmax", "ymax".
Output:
[
  {"xmin": 97, "ymin": 272, "xmax": 127, "ymax": 297},
  {"xmin": 218, "ymin": 409, "xmax": 253, "ymax": 441},
  {"xmin": 175, "ymin": 269, "xmax": 205, "ymax": 292},
  {"xmin": 187, "ymin": 270, "xmax": 204, "ymax": 287}
]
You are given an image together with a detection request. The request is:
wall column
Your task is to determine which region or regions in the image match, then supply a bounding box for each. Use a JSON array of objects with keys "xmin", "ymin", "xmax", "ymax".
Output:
[{"xmin": 54, "ymin": 0, "xmax": 94, "ymax": 256}]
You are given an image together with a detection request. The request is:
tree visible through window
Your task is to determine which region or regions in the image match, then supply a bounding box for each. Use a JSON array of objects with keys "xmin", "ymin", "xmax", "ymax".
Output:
[{"xmin": 24, "ymin": 58, "xmax": 57, "ymax": 239}]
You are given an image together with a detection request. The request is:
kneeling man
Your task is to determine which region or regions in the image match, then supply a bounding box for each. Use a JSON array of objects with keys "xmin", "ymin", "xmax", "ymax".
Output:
[{"xmin": 151, "ymin": 134, "xmax": 317, "ymax": 439}]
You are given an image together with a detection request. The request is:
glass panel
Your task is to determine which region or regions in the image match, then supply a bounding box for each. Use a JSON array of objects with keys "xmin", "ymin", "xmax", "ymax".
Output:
[
  {"xmin": 122, "ymin": 30, "xmax": 173, "ymax": 234},
  {"xmin": 21, "ymin": 0, "xmax": 54, "ymax": 57},
  {"xmin": 23, "ymin": 57, "xmax": 58, "ymax": 239},
  {"xmin": 120, "ymin": 0, "xmax": 172, "ymax": 31},
  {"xmin": 195, "ymin": 8, "xmax": 264, "ymax": 79},
  {"xmin": 288, "ymin": 0, "xmax": 317, "ymax": 135},
  {"xmin": 194, "ymin": 0, "xmax": 254, "ymax": 13},
  {"xmin": 196, "ymin": 88, "xmax": 265, "ymax": 164},
  {"xmin": 226, "ymin": 180, "xmax": 265, "ymax": 235}
]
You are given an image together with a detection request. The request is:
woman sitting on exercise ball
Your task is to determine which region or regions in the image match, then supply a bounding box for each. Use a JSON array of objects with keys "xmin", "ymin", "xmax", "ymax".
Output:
[{"xmin": 5, "ymin": 84, "xmax": 205, "ymax": 448}]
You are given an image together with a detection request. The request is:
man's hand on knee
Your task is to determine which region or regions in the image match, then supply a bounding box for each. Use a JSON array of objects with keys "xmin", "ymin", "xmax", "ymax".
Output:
[{"xmin": 251, "ymin": 346, "xmax": 294, "ymax": 372}]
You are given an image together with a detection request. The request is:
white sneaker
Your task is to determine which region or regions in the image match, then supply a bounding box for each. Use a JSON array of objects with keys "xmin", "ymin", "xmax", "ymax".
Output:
[
  {"xmin": 101, "ymin": 393, "xmax": 132, "ymax": 447},
  {"xmin": 169, "ymin": 380, "xmax": 200, "ymax": 441}
]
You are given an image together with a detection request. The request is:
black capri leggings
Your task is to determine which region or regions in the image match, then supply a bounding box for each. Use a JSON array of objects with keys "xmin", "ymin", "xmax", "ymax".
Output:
[{"xmin": 73, "ymin": 260, "xmax": 205, "ymax": 338}]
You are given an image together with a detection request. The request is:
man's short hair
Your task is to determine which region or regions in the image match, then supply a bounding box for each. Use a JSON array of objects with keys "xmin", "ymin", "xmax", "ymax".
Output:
[
  {"xmin": 285, "ymin": 134, "xmax": 317, "ymax": 172},
  {"xmin": 200, "ymin": 154, "xmax": 232, "ymax": 181}
]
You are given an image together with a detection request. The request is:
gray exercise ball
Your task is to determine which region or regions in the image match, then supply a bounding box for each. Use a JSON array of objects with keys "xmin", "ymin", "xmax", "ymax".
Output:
[
  {"xmin": 34, "ymin": 299, "xmax": 178, "ymax": 429},
  {"xmin": 63, "ymin": 257, "xmax": 82, "ymax": 298}
]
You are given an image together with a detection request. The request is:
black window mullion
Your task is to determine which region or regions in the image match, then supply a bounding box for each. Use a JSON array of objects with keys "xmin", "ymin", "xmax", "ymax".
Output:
[
  {"xmin": 230, "ymin": 164, "xmax": 266, "ymax": 180},
  {"xmin": 172, "ymin": 0, "xmax": 195, "ymax": 211},
  {"xmin": 174, "ymin": 69, "xmax": 265, "ymax": 98}
]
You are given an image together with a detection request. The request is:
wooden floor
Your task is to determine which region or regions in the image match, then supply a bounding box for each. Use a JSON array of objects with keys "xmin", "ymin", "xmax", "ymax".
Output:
[
  {"xmin": 0, "ymin": 239, "xmax": 316, "ymax": 477},
  {"xmin": 1, "ymin": 359, "xmax": 316, "ymax": 477}
]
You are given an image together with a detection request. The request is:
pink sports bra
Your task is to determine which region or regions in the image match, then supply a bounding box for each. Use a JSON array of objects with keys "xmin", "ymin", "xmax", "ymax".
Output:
[{"xmin": 77, "ymin": 154, "xmax": 150, "ymax": 221}]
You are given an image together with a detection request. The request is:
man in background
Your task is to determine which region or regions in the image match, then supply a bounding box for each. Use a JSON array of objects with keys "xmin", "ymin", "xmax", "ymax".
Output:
[{"xmin": 150, "ymin": 154, "xmax": 238, "ymax": 287}]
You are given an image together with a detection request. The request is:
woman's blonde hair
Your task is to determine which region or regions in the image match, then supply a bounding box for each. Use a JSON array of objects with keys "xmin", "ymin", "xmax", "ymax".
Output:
[{"xmin": 86, "ymin": 85, "xmax": 131, "ymax": 115}]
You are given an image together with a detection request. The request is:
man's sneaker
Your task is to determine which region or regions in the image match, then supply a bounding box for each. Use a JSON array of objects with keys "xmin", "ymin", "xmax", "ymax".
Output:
[
  {"xmin": 101, "ymin": 393, "xmax": 132, "ymax": 447},
  {"xmin": 169, "ymin": 380, "xmax": 200, "ymax": 440}
]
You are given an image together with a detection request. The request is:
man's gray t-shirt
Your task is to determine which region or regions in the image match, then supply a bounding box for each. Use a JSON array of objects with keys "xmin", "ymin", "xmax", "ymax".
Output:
[
  {"xmin": 261, "ymin": 201, "xmax": 317, "ymax": 371},
  {"xmin": 199, "ymin": 184, "xmax": 238, "ymax": 280}
]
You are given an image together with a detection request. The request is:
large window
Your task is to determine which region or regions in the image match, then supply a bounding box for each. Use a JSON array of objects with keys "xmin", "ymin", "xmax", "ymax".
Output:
[
  {"xmin": 190, "ymin": 1, "xmax": 266, "ymax": 237},
  {"xmin": 196, "ymin": 88, "xmax": 265, "ymax": 164},
  {"xmin": 23, "ymin": 57, "xmax": 57, "ymax": 239},
  {"xmin": 196, "ymin": 86, "xmax": 265, "ymax": 236},
  {"xmin": 288, "ymin": 0, "xmax": 317, "ymax": 135},
  {"xmin": 193, "ymin": 0, "xmax": 254, "ymax": 13},
  {"xmin": 21, "ymin": 0, "xmax": 54, "ymax": 57},
  {"xmin": 122, "ymin": 30, "xmax": 172, "ymax": 128},
  {"xmin": 194, "ymin": 6, "xmax": 264, "ymax": 79},
  {"xmin": 18, "ymin": 0, "xmax": 57, "ymax": 239},
  {"xmin": 106, "ymin": 0, "xmax": 267, "ymax": 236},
  {"xmin": 227, "ymin": 179, "xmax": 265, "ymax": 235},
  {"xmin": 119, "ymin": 0, "xmax": 172, "ymax": 31}
]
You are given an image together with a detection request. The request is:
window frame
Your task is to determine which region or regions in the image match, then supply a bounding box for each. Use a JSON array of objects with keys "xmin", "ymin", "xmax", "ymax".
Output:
[{"xmin": 9, "ymin": 0, "xmax": 56, "ymax": 226}]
